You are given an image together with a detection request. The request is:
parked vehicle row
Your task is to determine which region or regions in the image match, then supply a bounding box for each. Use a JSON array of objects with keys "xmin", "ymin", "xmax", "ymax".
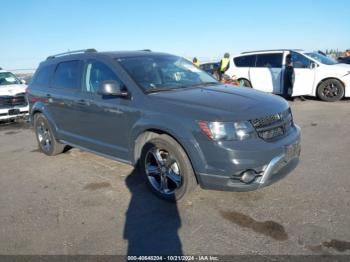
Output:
[
  {"xmin": 338, "ymin": 56, "xmax": 350, "ymax": 65},
  {"xmin": 227, "ymin": 49, "xmax": 350, "ymax": 102},
  {"xmin": 0, "ymin": 69, "xmax": 29, "ymax": 121},
  {"xmin": 199, "ymin": 62, "xmax": 219, "ymax": 75},
  {"xmin": 28, "ymin": 49, "xmax": 301, "ymax": 201}
]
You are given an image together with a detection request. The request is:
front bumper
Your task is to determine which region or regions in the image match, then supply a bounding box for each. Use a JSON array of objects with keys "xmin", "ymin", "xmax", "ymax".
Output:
[
  {"xmin": 195, "ymin": 125, "xmax": 301, "ymax": 191},
  {"xmin": 0, "ymin": 106, "xmax": 29, "ymax": 121}
]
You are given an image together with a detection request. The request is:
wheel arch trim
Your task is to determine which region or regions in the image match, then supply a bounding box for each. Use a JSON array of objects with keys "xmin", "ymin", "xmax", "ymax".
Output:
[
  {"xmin": 30, "ymin": 102, "xmax": 59, "ymax": 137},
  {"xmin": 237, "ymin": 78, "xmax": 252, "ymax": 87},
  {"xmin": 130, "ymin": 121, "xmax": 207, "ymax": 184}
]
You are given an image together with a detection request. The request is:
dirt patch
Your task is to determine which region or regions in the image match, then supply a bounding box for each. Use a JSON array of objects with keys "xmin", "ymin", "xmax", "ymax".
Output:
[
  {"xmin": 220, "ymin": 211, "xmax": 288, "ymax": 241},
  {"xmin": 4, "ymin": 131, "xmax": 20, "ymax": 135},
  {"xmin": 322, "ymin": 239, "xmax": 350, "ymax": 252},
  {"xmin": 83, "ymin": 182, "xmax": 111, "ymax": 191}
]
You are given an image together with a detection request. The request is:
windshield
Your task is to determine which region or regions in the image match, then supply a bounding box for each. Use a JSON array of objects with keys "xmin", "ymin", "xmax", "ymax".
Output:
[
  {"xmin": 304, "ymin": 52, "xmax": 338, "ymax": 65},
  {"xmin": 117, "ymin": 55, "xmax": 218, "ymax": 92},
  {"xmin": 0, "ymin": 72, "xmax": 21, "ymax": 86}
]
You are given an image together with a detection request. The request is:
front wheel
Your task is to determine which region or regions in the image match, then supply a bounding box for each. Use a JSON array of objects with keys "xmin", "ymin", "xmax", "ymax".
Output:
[
  {"xmin": 139, "ymin": 134, "xmax": 197, "ymax": 201},
  {"xmin": 317, "ymin": 79, "xmax": 344, "ymax": 102}
]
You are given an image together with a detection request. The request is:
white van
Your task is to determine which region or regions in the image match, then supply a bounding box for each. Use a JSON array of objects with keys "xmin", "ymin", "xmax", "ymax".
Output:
[{"xmin": 227, "ymin": 49, "xmax": 350, "ymax": 101}]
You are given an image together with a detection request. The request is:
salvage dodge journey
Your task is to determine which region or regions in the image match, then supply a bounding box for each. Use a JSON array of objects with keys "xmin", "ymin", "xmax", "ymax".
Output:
[{"xmin": 28, "ymin": 49, "xmax": 301, "ymax": 201}]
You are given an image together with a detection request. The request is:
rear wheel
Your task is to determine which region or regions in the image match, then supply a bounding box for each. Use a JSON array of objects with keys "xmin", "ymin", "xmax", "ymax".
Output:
[
  {"xmin": 139, "ymin": 134, "xmax": 197, "ymax": 201},
  {"xmin": 317, "ymin": 79, "xmax": 344, "ymax": 102},
  {"xmin": 239, "ymin": 79, "xmax": 252, "ymax": 88},
  {"xmin": 34, "ymin": 113, "xmax": 65, "ymax": 156}
]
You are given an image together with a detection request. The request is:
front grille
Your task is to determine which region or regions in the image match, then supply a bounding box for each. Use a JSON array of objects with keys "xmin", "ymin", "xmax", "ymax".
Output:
[
  {"xmin": 0, "ymin": 93, "xmax": 28, "ymax": 108},
  {"xmin": 251, "ymin": 108, "xmax": 293, "ymax": 141}
]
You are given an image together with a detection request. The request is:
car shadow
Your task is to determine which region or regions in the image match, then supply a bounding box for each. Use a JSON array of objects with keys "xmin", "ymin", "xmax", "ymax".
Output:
[
  {"xmin": 123, "ymin": 168, "xmax": 183, "ymax": 255},
  {"xmin": 0, "ymin": 119, "xmax": 30, "ymax": 131}
]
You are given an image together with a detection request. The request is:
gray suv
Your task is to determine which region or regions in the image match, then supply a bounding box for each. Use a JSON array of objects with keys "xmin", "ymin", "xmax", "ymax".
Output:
[{"xmin": 28, "ymin": 49, "xmax": 301, "ymax": 201}]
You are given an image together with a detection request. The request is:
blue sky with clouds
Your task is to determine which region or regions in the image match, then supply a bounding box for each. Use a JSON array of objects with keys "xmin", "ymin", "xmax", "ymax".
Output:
[{"xmin": 1, "ymin": 0, "xmax": 349, "ymax": 69}]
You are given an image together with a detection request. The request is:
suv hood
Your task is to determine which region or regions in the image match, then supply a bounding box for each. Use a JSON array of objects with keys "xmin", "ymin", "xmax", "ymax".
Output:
[
  {"xmin": 0, "ymin": 84, "xmax": 27, "ymax": 96},
  {"xmin": 150, "ymin": 84, "xmax": 289, "ymax": 121}
]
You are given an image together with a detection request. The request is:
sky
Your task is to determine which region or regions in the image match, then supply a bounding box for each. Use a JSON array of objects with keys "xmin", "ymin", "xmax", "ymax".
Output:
[{"xmin": 1, "ymin": 0, "xmax": 349, "ymax": 70}]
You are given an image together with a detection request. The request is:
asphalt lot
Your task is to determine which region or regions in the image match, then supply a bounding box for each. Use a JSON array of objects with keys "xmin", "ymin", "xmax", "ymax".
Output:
[{"xmin": 0, "ymin": 99, "xmax": 350, "ymax": 256}]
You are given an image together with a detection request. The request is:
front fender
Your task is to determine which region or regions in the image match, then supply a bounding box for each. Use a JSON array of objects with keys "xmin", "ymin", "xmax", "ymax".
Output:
[{"xmin": 129, "ymin": 114, "xmax": 208, "ymax": 175}]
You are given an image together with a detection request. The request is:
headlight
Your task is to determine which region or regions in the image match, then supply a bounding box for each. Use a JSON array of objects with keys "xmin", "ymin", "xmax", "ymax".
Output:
[{"xmin": 198, "ymin": 120, "xmax": 256, "ymax": 141}]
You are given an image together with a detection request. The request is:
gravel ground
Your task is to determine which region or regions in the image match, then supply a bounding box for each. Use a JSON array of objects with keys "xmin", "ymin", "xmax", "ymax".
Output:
[{"xmin": 0, "ymin": 99, "xmax": 349, "ymax": 256}]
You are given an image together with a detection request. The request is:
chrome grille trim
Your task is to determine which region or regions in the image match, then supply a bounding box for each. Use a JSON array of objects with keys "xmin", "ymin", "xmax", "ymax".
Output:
[
  {"xmin": 251, "ymin": 113, "xmax": 281, "ymax": 128},
  {"xmin": 250, "ymin": 108, "xmax": 293, "ymax": 141},
  {"xmin": 0, "ymin": 93, "xmax": 28, "ymax": 108}
]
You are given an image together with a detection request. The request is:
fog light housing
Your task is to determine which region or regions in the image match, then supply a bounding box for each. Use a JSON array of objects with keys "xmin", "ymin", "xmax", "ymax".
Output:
[{"xmin": 240, "ymin": 170, "xmax": 258, "ymax": 183}]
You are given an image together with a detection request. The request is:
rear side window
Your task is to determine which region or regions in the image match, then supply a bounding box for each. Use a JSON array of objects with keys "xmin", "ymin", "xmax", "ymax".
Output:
[
  {"xmin": 31, "ymin": 65, "xmax": 55, "ymax": 86},
  {"xmin": 234, "ymin": 55, "xmax": 255, "ymax": 67},
  {"xmin": 52, "ymin": 61, "xmax": 81, "ymax": 90},
  {"xmin": 256, "ymin": 53, "xmax": 283, "ymax": 68}
]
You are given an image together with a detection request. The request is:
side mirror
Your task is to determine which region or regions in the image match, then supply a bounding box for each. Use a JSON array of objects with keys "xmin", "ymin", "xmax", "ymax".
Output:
[
  {"xmin": 310, "ymin": 62, "xmax": 318, "ymax": 69},
  {"xmin": 97, "ymin": 80, "xmax": 128, "ymax": 97},
  {"xmin": 21, "ymin": 79, "xmax": 26, "ymax": 84}
]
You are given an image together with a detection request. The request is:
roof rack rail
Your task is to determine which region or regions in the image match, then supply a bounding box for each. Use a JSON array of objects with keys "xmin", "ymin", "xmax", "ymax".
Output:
[
  {"xmin": 241, "ymin": 49, "xmax": 303, "ymax": 54},
  {"xmin": 46, "ymin": 48, "xmax": 97, "ymax": 60},
  {"xmin": 140, "ymin": 49, "xmax": 152, "ymax": 52}
]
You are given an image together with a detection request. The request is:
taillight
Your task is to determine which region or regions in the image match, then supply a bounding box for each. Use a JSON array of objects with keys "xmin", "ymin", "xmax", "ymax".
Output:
[{"xmin": 30, "ymin": 97, "xmax": 39, "ymax": 103}]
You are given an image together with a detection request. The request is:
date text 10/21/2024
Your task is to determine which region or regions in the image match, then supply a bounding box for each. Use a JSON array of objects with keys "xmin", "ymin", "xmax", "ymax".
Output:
[{"xmin": 127, "ymin": 255, "xmax": 219, "ymax": 261}]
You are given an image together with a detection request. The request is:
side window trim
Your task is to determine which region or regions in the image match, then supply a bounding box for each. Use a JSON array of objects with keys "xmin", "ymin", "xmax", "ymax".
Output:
[
  {"xmin": 82, "ymin": 59, "xmax": 123, "ymax": 95},
  {"xmin": 255, "ymin": 53, "xmax": 283, "ymax": 68},
  {"xmin": 290, "ymin": 51, "xmax": 311, "ymax": 69},
  {"xmin": 252, "ymin": 55, "xmax": 257, "ymax": 67},
  {"xmin": 234, "ymin": 55, "xmax": 256, "ymax": 68}
]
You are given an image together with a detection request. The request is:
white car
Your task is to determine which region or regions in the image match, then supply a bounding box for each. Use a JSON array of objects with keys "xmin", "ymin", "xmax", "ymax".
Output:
[
  {"xmin": 0, "ymin": 69, "xmax": 29, "ymax": 121},
  {"xmin": 227, "ymin": 49, "xmax": 350, "ymax": 101}
]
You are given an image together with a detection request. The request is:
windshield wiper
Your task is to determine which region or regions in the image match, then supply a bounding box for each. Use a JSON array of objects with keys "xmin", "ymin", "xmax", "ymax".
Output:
[
  {"xmin": 188, "ymin": 82, "xmax": 220, "ymax": 88},
  {"xmin": 146, "ymin": 82, "xmax": 220, "ymax": 93},
  {"xmin": 146, "ymin": 87, "xmax": 181, "ymax": 93}
]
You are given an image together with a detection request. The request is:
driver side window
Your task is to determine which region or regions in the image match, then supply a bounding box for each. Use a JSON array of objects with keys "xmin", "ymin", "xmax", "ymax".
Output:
[
  {"xmin": 290, "ymin": 52, "xmax": 311, "ymax": 69},
  {"xmin": 84, "ymin": 60, "xmax": 121, "ymax": 93}
]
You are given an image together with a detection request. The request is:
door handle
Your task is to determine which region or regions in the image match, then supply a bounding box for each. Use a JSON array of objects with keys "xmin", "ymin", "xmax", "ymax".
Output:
[
  {"xmin": 76, "ymin": 99, "xmax": 88, "ymax": 106},
  {"xmin": 45, "ymin": 94, "xmax": 53, "ymax": 103}
]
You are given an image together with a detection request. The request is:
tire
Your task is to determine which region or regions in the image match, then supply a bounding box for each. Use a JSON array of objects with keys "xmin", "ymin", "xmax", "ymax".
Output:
[
  {"xmin": 139, "ymin": 134, "xmax": 197, "ymax": 201},
  {"xmin": 317, "ymin": 79, "xmax": 344, "ymax": 102},
  {"xmin": 239, "ymin": 79, "xmax": 252, "ymax": 88},
  {"xmin": 34, "ymin": 113, "xmax": 65, "ymax": 156}
]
